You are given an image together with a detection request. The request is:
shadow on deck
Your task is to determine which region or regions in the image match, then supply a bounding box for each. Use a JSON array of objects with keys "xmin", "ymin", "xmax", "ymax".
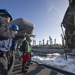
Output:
[{"xmin": 13, "ymin": 62, "xmax": 64, "ymax": 75}]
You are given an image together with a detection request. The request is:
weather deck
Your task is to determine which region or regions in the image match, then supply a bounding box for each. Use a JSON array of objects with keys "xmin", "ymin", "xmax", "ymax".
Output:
[{"xmin": 12, "ymin": 62, "xmax": 64, "ymax": 75}]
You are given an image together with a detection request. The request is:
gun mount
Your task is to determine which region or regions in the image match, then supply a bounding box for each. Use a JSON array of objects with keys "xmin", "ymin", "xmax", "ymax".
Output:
[{"xmin": 9, "ymin": 18, "xmax": 35, "ymax": 47}]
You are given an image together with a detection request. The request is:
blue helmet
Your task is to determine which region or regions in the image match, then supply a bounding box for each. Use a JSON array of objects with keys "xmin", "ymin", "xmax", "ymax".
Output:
[
  {"xmin": 10, "ymin": 24, "xmax": 19, "ymax": 31},
  {"xmin": 0, "ymin": 9, "xmax": 12, "ymax": 21}
]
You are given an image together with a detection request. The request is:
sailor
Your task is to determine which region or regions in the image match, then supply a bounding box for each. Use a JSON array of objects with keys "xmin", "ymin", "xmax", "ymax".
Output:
[{"xmin": 0, "ymin": 9, "xmax": 13, "ymax": 75}]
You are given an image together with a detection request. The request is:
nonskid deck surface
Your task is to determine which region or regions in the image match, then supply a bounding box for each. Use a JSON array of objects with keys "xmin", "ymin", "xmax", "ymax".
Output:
[{"xmin": 12, "ymin": 62, "xmax": 64, "ymax": 75}]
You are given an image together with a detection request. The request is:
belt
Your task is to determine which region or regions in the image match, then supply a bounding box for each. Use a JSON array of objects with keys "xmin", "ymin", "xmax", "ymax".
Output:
[
  {"xmin": 0, "ymin": 50, "xmax": 3, "ymax": 52},
  {"xmin": 0, "ymin": 50, "xmax": 5, "ymax": 53},
  {"xmin": 0, "ymin": 51, "xmax": 3, "ymax": 57}
]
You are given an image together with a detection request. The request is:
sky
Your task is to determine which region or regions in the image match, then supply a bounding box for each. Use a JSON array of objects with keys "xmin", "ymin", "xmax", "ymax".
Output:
[
  {"xmin": 32, "ymin": 53, "xmax": 75, "ymax": 74},
  {"xmin": 0, "ymin": 0, "xmax": 69, "ymax": 45}
]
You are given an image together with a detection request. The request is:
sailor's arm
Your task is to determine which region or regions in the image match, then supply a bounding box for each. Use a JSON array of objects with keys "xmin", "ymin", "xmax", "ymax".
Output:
[{"xmin": 25, "ymin": 34, "xmax": 36, "ymax": 38}]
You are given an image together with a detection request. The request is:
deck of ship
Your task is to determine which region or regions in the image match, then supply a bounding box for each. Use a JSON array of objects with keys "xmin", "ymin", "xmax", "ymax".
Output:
[{"xmin": 12, "ymin": 62, "xmax": 64, "ymax": 75}]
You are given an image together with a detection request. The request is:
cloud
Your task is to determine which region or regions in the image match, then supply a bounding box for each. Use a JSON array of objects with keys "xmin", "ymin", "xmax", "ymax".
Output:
[
  {"xmin": 44, "ymin": 0, "xmax": 55, "ymax": 12},
  {"xmin": 48, "ymin": 4, "xmax": 55, "ymax": 12}
]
